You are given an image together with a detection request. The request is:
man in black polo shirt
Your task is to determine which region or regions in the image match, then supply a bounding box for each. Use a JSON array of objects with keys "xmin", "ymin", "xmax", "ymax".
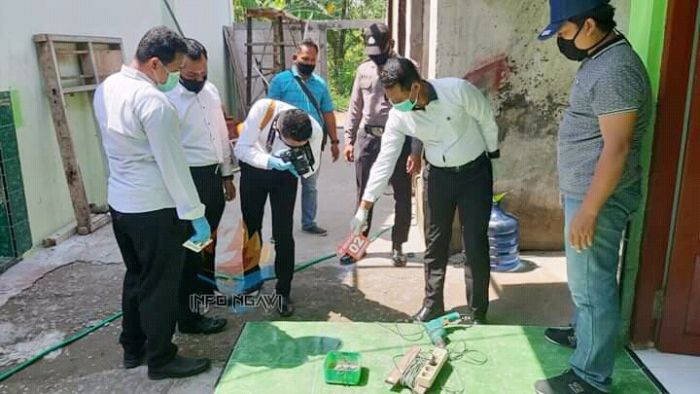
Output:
[{"xmin": 534, "ymin": 1, "xmax": 652, "ymax": 393}]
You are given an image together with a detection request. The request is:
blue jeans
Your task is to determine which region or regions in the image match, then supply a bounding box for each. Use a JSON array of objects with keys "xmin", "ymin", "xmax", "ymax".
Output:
[
  {"xmin": 301, "ymin": 166, "xmax": 320, "ymax": 229},
  {"xmin": 564, "ymin": 187, "xmax": 639, "ymax": 392}
]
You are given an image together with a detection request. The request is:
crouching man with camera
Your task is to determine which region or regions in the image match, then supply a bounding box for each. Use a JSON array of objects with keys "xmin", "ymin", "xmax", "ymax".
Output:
[{"xmin": 233, "ymin": 98, "xmax": 323, "ymax": 317}]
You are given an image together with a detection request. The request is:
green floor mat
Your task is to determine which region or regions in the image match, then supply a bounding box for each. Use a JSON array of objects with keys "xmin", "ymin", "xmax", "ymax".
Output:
[{"xmin": 215, "ymin": 322, "xmax": 662, "ymax": 394}]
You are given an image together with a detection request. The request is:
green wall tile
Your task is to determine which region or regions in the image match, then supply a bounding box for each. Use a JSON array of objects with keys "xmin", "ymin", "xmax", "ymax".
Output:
[
  {"xmin": 8, "ymin": 188, "xmax": 29, "ymax": 225},
  {"xmin": 0, "ymin": 90, "xmax": 31, "ymax": 256},
  {"xmin": 3, "ymin": 158, "xmax": 23, "ymax": 194},
  {"xmin": 0, "ymin": 125, "xmax": 19, "ymax": 160},
  {"xmin": 12, "ymin": 220, "xmax": 31, "ymax": 254},
  {"xmin": 0, "ymin": 225, "xmax": 15, "ymax": 257},
  {"xmin": 0, "ymin": 94, "xmax": 13, "ymax": 127}
]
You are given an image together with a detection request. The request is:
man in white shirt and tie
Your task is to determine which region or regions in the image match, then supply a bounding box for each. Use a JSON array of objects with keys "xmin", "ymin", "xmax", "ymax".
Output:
[
  {"xmin": 234, "ymin": 99, "xmax": 323, "ymax": 317},
  {"xmin": 350, "ymin": 57, "xmax": 499, "ymax": 324},
  {"xmin": 165, "ymin": 39, "xmax": 234, "ymax": 335},
  {"xmin": 93, "ymin": 26, "xmax": 211, "ymax": 379}
]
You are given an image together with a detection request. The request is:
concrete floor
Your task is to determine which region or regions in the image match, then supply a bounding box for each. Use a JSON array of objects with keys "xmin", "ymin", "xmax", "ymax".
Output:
[{"xmin": 0, "ymin": 151, "xmax": 573, "ymax": 393}]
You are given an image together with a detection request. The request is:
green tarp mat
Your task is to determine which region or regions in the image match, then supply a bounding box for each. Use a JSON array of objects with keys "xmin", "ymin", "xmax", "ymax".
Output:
[{"xmin": 216, "ymin": 322, "xmax": 662, "ymax": 393}]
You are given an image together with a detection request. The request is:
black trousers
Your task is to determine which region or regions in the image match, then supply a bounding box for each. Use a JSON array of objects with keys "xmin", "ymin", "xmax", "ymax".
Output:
[
  {"xmin": 111, "ymin": 207, "xmax": 189, "ymax": 368},
  {"xmin": 422, "ymin": 154, "xmax": 493, "ymax": 319},
  {"xmin": 179, "ymin": 164, "xmax": 226, "ymax": 324},
  {"xmin": 239, "ymin": 162, "xmax": 298, "ymax": 298},
  {"xmin": 355, "ymin": 131, "xmax": 412, "ymax": 246}
]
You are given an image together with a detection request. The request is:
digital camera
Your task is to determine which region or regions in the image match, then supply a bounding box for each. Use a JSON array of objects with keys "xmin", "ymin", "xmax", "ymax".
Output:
[{"xmin": 279, "ymin": 144, "xmax": 315, "ymax": 178}]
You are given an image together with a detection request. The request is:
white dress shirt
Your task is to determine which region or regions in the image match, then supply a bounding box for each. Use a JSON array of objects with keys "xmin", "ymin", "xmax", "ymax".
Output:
[
  {"xmin": 165, "ymin": 81, "xmax": 235, "ymax": 176},
  {"xmin": 93, "ymin": 65, "xmax": 205, "ymax": 220},
  {"xmin": 362, "ymin": 78, "xmax": 499, "ymax": 203},
  {"xmin": 233, "ymin": 99, "xmax": 323, "ymax": 173}
]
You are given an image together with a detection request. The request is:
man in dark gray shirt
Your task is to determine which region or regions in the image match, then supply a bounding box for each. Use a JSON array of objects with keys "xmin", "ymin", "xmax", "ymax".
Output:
[{"xmin": 535, "ymin": 1, "xmax": 652, "ymax": 393}]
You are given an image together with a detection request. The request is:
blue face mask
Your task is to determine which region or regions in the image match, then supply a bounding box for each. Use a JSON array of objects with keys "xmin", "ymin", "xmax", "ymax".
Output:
[
  {"xmin": 391, "ymin": 85, "xmax": 418, "ymax": 112},
  {"xmin": 156, "ymin": 61, "xmax": 180, "ymax": 92}
]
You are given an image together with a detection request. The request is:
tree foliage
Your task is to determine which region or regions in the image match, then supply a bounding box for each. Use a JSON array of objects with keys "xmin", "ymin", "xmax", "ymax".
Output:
[{"xmin": 232, "ymin": 0, "xmax": 386, "ymax": 110}]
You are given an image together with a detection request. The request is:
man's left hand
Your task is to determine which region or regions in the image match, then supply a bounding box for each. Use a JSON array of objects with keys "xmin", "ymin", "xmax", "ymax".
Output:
[
  {"xmin": 224, "ymin": 179, "xmax": 237, "ymax": 201},
  {"xmin": 330, "ymin": 143, "xmax": 340, "ymax": 162},
  {"xmin": 406, "ymin": 154, "xmax": 422, "ymax": 175},
  {"xmin": 350, "ymin": 206, "xmax": 370, "ymax": 236},
  {"xmin": 568, "ymin": 208, "xmax": 598, "ymax": 252}
]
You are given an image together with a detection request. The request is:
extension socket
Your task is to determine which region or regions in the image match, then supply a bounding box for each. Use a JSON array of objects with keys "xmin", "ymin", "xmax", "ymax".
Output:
[
  {"xmin": 183, "ymin": 238, "xmax": 213, "ymax": 253},
  {"xmin": 414, "ymin": 347, "xmax": 448, "ymax": 394}
]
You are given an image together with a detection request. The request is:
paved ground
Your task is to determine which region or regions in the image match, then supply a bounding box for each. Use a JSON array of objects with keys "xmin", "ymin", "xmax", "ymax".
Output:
[{"xmin": 0, "ymin": 151, "xmax": 572, "ymax": 393}]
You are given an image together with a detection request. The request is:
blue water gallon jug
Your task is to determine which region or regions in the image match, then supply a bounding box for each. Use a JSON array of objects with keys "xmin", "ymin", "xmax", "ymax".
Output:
[{"xmin": 488, "ymin": 202, "xmax": 521, "ymax": 272}]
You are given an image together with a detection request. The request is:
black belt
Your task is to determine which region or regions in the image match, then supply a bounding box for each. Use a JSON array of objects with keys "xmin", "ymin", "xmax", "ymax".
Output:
[
  {"xmin": 364, "ymin": 125, "xmax": 385, "ymax": 137},
  {"xmin": 189, "ymin": 163, "xmax": 221, "ymax": 175},
  {"xmin": 429, "ymin": 153, "xmax": 488, "ymax": 173}
]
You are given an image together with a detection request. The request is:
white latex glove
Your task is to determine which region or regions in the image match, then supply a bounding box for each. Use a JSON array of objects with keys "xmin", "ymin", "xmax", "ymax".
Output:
[{"xmin": 350, "ymin": 207, "xmax": 369, "ymax": 236}]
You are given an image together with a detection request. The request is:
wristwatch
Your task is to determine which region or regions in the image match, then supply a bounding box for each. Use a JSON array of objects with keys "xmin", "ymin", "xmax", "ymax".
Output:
[{"xmin": 330, "ymin": 139, "xmax": 340, "ymax": 145}]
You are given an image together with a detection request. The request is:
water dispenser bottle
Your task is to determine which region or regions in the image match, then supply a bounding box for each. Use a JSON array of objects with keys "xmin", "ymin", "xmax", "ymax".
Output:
[{"xmin": 488, "ymin": 200, "xmax": 521, "ymax": 272}]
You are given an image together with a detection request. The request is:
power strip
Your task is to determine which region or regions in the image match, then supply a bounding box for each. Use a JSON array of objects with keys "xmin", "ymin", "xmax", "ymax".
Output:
[{"xmin": 414, "ymin": 347, "xmax": 448, "ymax": 394}]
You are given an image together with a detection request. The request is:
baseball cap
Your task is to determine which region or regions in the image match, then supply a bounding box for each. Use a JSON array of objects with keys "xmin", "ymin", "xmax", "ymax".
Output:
[
  {"xmin": 363, "ymin": 23, "xmax": 390, "ymax": 55},
  {"xmin": 538, "ymin": 0, "xmax": 609, "ymax": 40}
]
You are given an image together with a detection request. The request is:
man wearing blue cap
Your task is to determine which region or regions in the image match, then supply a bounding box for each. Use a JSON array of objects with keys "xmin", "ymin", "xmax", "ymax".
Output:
[{"xmin": 535, "ymin": 1, "xmax": 652, "ymax": 393}]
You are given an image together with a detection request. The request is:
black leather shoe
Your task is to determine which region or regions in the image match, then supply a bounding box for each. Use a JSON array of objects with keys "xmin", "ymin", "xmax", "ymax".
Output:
[
  {"xmin": 179, "ymin": 317, "xmax": 227, "ymax": 335},
  {"xmin": 535, "ymin": 369, "xmax": 605, "ymax": 394},
  {"xmin": 544, "ymin": 326, "xmax": 577, "ymax": 349},
  {"xmin": 392, "ymin": 248, "xmax": 407, "ymax": 267},
  {"xmin": 302, "ymin": 225, "xmax": 328, "ymax": 236},
  {"xmin": 278, "ymin": 296, "xmax": 295, "ymax": 317},
  {"xmin": 123, "ymin": 348, "xmax": 145, "ymax": 369},
  {"xmin": 412, "ymin": 306, "xmax": 445, "ymax": 323},
  {"xmin": 339, "ymin": 255, "xmax": 356, "ymax": 266},
  {"xmin": 148, "ymin": 355, "xmax": 211, "ymax": 380}
]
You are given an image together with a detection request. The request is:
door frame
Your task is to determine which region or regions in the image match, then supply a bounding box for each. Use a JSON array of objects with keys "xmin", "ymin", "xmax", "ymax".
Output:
[
  {"xmin": 631, "ymin": 0, "xmax": 700, "ymax": 346},
  {"xmin": 656, "ymin": 24, "xmax": 700, "ymax": 353}
]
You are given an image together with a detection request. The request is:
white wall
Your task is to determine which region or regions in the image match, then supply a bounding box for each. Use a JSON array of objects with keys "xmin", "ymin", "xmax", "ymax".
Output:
[
  {"xmin": 168, "ymin": 0, "xmax": 234, "ymax": 99},
  {"xmin": 0, "ymin": 0, "xmax": 233, "ymax": 246}
]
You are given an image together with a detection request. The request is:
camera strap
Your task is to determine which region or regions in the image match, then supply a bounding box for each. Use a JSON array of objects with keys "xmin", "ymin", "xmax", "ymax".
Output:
[{"xmin": 259, "ymin": 100, "xmax": 277, "ymax": 153}]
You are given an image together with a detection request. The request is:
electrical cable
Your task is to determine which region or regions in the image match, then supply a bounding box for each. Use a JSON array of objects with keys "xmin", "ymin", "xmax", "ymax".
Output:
[
  {"xmin": 376, "ymin": 322, "xmax": 425, "ymax": 342},
  {"xmin": 397, "ymin": 351, "xmax": 429, "ymax": 390},
  {"xmin": 0, "ymin": 311, "xmax": 123, "ymax": 383},
  {"xmin": 0, "ymin": 227, "xmax": 394, "ymax": 382},
  {"xmin": 393, "ymin": 350, "xmax": 466, "ymax": 394},
  {"xmin": 381, "ymin": 318, "xmax": 488, "ymax": 394},
  {"xmin": 445, "ymin": 341, "xmax": 488, "ymax": 365},
  {"xmin": 211, "ymin": 225, "xmax": 392, "ymax": 282}
]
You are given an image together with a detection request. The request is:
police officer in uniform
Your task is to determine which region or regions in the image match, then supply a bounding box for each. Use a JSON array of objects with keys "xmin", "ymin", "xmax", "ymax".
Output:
[{"xmin": 342, "ymin": 23, "xmax": 422, "ymax": 266}]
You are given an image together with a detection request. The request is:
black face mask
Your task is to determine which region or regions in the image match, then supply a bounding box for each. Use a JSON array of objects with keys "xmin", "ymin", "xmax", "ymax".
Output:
[
  {"xmin": 296, "ymin": 63, "xmax": 315, "ymax": 76},
  {"xmin": 180, "ymin": 76, "xmax": 207, "ymax": 94},
  {"xmin": 557, "ymin": 24, "xmax": 612, "ymax": 62},
  {"xmin": 369, "ymin": 52, "xmax": 390, "ymax": 66}
]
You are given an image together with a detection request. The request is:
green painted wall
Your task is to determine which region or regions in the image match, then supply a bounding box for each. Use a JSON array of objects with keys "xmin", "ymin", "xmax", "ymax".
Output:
[{"xmin": 620, "ymin": 0, "xmax": 669, "ymax": 343}]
